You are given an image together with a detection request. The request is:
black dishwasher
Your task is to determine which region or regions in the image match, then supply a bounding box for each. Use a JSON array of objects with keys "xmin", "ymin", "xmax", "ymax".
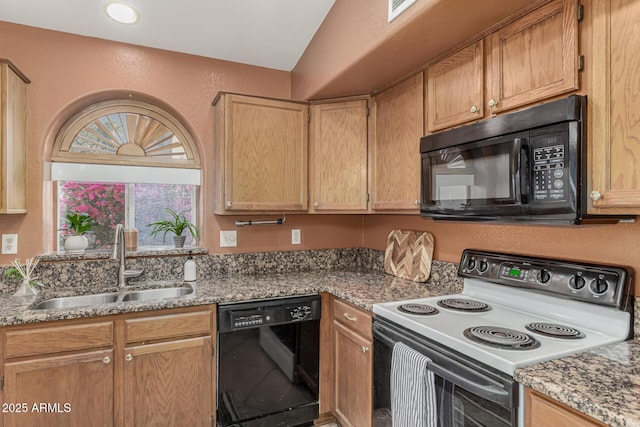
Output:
[{"xmin": 217, "ymin": 295, "xmax": 321, "ymax": 427}]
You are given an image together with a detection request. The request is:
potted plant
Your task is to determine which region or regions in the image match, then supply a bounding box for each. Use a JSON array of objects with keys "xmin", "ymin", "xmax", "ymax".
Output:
[
  {"xmin": 148, "ymin": 208, "xmax": 200, "ymax": 248},
  {"xmin": 61, "ymin": 211, "xmax": 94, "ymax": 253},
  {"xmin": 5, "ymin": 257, "xmax": 42, "ymax": 296}
]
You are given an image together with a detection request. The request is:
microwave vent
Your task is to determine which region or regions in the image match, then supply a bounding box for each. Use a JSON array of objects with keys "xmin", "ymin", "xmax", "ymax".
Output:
[{"xmin": 388, "ymin": 0, "xmax": 417, "ymax": 22}]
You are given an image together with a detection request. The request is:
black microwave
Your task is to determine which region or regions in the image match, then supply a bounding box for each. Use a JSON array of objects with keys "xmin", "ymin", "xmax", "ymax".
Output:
[{"xmin": 420, "ymin": 95, "xmax": 628, "ymax": 224}]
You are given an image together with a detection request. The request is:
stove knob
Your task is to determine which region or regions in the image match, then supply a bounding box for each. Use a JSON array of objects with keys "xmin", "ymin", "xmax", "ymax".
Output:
[
  {"xmin": 467, "ymin": 259, "xmax": 477, "ymax": 271},
  {"xmin": 590, "ymin": 278, "xmax": 609, "ymax": 295},
  {"xmin": 537, "ymin": 269, "xmax": 551, "ymax": 284},
  {"xmin": 478, "ymin": 260, "xmax": 489, "ymax": 273},
  {"xmin": 569, "ymin": 275, "xmax": 586, "ymax": 290}
]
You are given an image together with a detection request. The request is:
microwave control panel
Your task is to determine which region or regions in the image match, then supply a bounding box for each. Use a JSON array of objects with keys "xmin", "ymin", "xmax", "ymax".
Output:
[{"xmin": 532, "ymin": 140, "xmax": 566, "ymax": 203}]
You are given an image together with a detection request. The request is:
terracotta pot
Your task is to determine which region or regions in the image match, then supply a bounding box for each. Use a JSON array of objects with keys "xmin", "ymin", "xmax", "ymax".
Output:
[{"xmin": 64, "ymin": 235, "xmax": 88, "ymax": 253}]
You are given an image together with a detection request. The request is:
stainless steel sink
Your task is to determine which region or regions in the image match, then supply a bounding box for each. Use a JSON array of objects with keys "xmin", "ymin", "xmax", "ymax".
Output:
[{"xmin": 31, "ymin": 286, "xmax": 193, "ymax": 310}]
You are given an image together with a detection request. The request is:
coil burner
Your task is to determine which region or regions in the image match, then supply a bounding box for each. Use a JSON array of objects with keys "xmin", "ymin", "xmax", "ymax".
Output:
[
  {"xmin": 437, "ymin": 298, "xmax": 491, "ymax": 312},
  {"xmin": 463, "ymin": 326, "xmax": 541, "ymax": 350},
  {"xmin": 525, "ymin": 322, "xmax": 585, "ymax": 339},
  {"xmin": 397, "ymin": 303, "xmax": 439, "ymax": 316}
]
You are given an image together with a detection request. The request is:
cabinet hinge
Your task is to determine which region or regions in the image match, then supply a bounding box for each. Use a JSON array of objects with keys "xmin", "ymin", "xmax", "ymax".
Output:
[
  {"xmin": 577, "ymin": 4, "xmax": 584, "ymax": 22},
  {"xmin": 366, "ymin": 106, "xmax": 371, "ymax": 117},
  {"xmin": 1, "ymin": 376, "xmax": 4, "ymax": 390},
  {"xmin": 367, "ymin": 193, "xmax": 370, "ymax": 202},
  {"xmin": 578, "ymin": 55, "xmax": 584, "ymax": 72},
  {"xmin": 307, "ymin": 110, "xmax": 311, "ymax": 123}
]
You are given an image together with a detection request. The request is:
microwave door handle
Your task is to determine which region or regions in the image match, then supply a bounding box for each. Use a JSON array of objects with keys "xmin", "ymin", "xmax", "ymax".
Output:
[{"xmin": 512, "ymin": 138, "xmax": 529, "ymax": 203}]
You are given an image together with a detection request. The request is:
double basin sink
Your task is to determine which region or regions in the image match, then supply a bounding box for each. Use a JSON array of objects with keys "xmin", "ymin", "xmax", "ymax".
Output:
[{"xmin": 32, "ymin": 286, "xmax": 193, "ymax": 310}]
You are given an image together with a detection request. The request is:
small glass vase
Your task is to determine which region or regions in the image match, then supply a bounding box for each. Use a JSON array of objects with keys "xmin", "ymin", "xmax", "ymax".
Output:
[{"xmin": 13, "ymin": 280, "xmax": 38, "ymax": 297}]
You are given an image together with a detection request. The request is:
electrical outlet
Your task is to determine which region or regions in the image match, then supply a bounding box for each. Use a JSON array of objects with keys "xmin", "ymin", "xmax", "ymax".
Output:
[
  {"xmin": 2, "ymin": 234, "xmax": 18, "ymax": 254},
  {"xmin": 291, "ymin": 229, "xmax": 301, "ymax": 245},
  {"xmin": 220, "ymin": 230, "xmax": 237, "ymax": 248}
]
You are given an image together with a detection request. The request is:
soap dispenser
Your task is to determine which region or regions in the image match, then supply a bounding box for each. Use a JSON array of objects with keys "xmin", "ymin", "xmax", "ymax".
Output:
[{"xmin": 184, "ymin": 251, "xmax": 196, "ymax": 282}]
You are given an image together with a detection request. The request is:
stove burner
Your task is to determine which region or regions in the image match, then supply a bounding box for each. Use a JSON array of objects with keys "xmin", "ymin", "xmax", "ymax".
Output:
[
  {"xmin": 398, "ymin": 303, "xmax": 439, "ymax": 316},
  {"xmin": 437, "ymin": 298, "xmax": 491, "ymax": 312},
  {"xmin": 525, "ymin": 323, "xmax": 585, "ymax": 339},
  {"xmin": 464, "ymin": 326, "xmax": 541, "ymax": 350}
]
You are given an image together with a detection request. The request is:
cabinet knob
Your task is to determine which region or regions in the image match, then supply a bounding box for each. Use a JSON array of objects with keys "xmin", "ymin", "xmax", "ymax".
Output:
[
  {"xmin": 103, "ymin": 356, "xmax": 111, "ymax": 365},
  {"xmin": 470, "ymin": 105, "xmax": 479, "ymax": 113},
  {"xmin": 226, "ymin": 201, "xmax": 233, "ymax": 208},
  {"xmin": 590, "ymin": 191, "xmax": 602, "ymax": 201},
  {"xmin": 313, "ymin": 201, "xmax": 319, "ymax": 208},
  {"xmin": 344, "ymin": 313, "xmax": 357, "ymax": 322},
  {"xmin": 125, "ymin": 354, "xmax": 133, "ymax": 362},
  {"xmin": 414, "ymin": 199, "xmax": 420, "ymax": 206},
  {"xmin": 488, "ymin": 98, "xmax": 497, "ymax": 107},
  {"xmin": 361, "ymin": 346, "xmax": 369, "ymax": 354}
]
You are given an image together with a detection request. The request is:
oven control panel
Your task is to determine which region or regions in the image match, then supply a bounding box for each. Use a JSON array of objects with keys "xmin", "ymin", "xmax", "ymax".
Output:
[{"xmin": 459, "ymin": 250, "xmax": 631, "ymax": 309}]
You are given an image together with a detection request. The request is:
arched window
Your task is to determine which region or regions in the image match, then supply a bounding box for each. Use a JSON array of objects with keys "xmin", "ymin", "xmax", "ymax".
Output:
[{"xmin": 51, "ymin": 99, "xmax": 201, "ymax": 250}]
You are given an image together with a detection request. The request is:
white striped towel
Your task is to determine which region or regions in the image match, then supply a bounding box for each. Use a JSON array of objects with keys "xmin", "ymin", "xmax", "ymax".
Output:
[{"xmin": 391, "ymin": 341, "xmax": 437, "ymax": 427}]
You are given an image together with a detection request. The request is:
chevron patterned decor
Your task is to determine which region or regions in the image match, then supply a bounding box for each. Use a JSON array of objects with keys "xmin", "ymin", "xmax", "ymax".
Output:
[{"xmin": 384, "ymin": 229, "xmax": 435, "ymax": 282}]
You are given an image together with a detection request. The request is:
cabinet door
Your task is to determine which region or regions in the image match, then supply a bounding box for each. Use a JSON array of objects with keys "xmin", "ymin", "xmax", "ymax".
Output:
[
  {"xmin": 123, "ymin": 337, "xmax": 212, "ymax": 427},
  {"xmin": 310, "ymin": 99, "xmax": 369, "ymax": 212},
  {"xmin": 333, "ymin": 321, "xmax": 372, "ymax": 427},
  {"xmin": 371, "ymin": 74, "xmax": 423, "ymax": 212},
  {"xmin": 3, "ymin": 349, "xmax": 114, "ymax": 427},
  {"xmin": 526, "ymin": 388, "xmax": 606, "ymax": 427},
  {"xmin": 487, "ymin": 0, "xmax": 578, "ymax": 114},
  {"xmin": 589, "ymin": 0, "xmax": 640, "ymax": 212},
  {"xmin": 220, "ymin": 94, "xmax": 308, "ymax": 212},
  {"xmin": 426, "ymin": 41, "xmax": 484, "ymax": 132}
]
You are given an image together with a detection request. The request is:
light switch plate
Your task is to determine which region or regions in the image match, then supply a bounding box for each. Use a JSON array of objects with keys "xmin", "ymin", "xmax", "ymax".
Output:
[
  {"xmin": 291, "ymin": 229, "xmax": 301, "ymax": 245},
  {"xmin": 2, "ymin": 234, "xmax": 18, "ymax": 254},
  {"xmin": 220, "ymin": 230, "xmax": 237, "ymax": 248}
]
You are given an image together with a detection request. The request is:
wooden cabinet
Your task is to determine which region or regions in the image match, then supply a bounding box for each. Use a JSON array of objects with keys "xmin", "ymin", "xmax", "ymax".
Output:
[
  {"xmin": 525, "ymin": 388, "xmax": 607, "ymax": 427},
  {"xmin": 0, "ymin": 59, "xmax": 29, "ymax": 214},
  {"xmin": 589, "ymin": 0, "xmax": 640, "ymax": 213},
  {"xmin": 426, "ymin": 41, "xmax": 484, "ymax": 132},
  {"xmin": 213, "ymin": 93, "xmax": 308, "ymax": 214},
  {"xmin": 309, "ymin": 99, "xmax": 369, "ymax": 213},
  {"xmin": 371, "ymin": 74, "xmax": 423, "ymax": 212},
  {"xmin": 1, "ymin": 307, "xmax": 215, "ymax": 427},
  {"xmin": 331, "ymin": 298, "xmax": 373, "ymax": 427},
  {"xmin": 487, "ymin": 0, "xmax": 579, "ymax": 114}
]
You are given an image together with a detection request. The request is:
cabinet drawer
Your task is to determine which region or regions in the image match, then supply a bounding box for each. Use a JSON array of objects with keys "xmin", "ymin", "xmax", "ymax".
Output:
[
  {"xmin": 4, "ymin": 322, "xmax": 113, "ymax": 358},
  {"xmin": 124, "ymin": 311, "xmax": 212, "ymax": 343},
  {"xmin": 333, "ymin": 299, "xmax": 372, "ymax": 339}
]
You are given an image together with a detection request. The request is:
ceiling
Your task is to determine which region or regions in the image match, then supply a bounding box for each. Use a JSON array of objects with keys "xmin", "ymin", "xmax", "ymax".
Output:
[{"xmin": 0, "ymin": 0, "xmax": 336, "ymax": 71}]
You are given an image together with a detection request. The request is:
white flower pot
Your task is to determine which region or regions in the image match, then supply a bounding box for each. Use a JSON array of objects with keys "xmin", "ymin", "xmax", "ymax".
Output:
[{"xmin": 64, "ymin": 235, "xmax": 88, "ymax": 253}]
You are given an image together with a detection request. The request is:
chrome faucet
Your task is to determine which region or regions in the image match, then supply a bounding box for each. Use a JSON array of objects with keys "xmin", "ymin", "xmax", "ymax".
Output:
[{"xmin": 110, "ymin": 224, "xmax": 144, "ymax": 287}]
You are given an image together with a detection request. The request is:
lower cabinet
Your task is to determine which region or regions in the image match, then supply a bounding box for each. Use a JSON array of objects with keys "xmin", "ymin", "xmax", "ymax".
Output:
[
  {"xmin": 525, "ymin": 387, "xmax": 607, "ymax": 427},
  {"xmin": 330, "ymin": 297, "xmax": 373, "ymax": 427},
  {"xmin": 0, "ymin": 306, "xmax": 216, "ymax": 427}
]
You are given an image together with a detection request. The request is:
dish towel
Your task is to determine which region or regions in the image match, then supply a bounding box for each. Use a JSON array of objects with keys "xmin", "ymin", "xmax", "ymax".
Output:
[{"xmin": 391, "ymin": 342, "xmax": 438, "ymax": 427}]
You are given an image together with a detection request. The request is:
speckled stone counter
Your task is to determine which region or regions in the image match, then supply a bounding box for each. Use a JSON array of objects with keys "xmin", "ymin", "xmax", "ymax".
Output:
[
  {"xmin": 0, "ymin": 266, "xmax": 463, "ymax": 327},
  {"xmin": 515, "ymin": 338, "xmax": 640, "ymax": 427}
]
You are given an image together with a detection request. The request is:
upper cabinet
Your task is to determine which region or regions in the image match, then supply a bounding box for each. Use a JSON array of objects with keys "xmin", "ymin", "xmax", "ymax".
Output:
[
  {"xmin": 0, "ymin": 59, "xmax": 29, "ymax": 214},
  {"xmin": 426, "ymin": 41, "xmax": 484, "ymax": 132},
  {"xmin": 371, "ymin": 74, "xmax": 423, "ymax": 212},
  {"xmin": 309, "ymin": 99, "xmax": 369, "ymax": 213},
  {"xmin": 213, "ymin": 93, "xmax": 308, "ymax": 214},
  {"xmin": 486, "ymin": 0, "xmax": 579, "ymax": 114},
  {"xmin": 589, "ymin": 0, "xmax": 640, "ymax": 213}
]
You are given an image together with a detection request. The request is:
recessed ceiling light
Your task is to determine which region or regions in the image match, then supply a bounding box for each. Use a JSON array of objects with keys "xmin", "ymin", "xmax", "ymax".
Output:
[{"xmin": 105, "ymin": 3, "xmax": 138, "ymax": 24}]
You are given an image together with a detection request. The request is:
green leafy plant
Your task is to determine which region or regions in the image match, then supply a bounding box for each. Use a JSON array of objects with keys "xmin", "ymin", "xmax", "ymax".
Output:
[
  {"xmin": 148, "ymin": 208, "xmax": 200, "ymax": 242},
  {"xmin": 60, "ymin": 211, "xmax": 94, "ymax": 236}
]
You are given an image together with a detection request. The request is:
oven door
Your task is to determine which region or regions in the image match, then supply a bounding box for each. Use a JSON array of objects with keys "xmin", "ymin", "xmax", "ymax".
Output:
[
  {"xmin": 420, "ymin": 131, "xmax": 529, "ymax": 218},
  {"xmin": 373, "ymin": 317, "xmax": 518, "ymax": 427}
]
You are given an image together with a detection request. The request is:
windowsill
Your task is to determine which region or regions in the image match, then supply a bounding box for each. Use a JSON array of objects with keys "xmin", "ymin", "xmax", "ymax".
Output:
[{"xmin": 38, "ymin": 246, "xmax": 208, "ymax": 262}]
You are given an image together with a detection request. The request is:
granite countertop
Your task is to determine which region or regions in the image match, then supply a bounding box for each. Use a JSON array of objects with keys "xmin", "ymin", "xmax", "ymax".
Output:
[
  {"xmin": 515, "ymin": 339, "xmax": 640, "ymax": 427},
  {"xmin": 0, "ymin": 268, "xmax": 462, "ymax": 326}
]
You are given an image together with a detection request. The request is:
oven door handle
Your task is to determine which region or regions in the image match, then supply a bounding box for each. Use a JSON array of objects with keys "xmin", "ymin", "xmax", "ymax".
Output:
[{"xmin": 374, "ymin": 324, "xmax": 512, "ymax": 405}]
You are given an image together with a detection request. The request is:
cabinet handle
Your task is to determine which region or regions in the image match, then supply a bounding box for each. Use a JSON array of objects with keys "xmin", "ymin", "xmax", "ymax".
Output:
[
  {"xmin": 344, "ymin": 313, "xmax": 357, "ymax": 322},
  {"xmin": 103, "ymin": 356, "xmax": 111, "ymax": 364},
  {"xmin": 125, "ymin": 354, "xmax": 133, "ymax": 362},
  {"xmin": 313, "ymin": 201, "xmax": 319, "ymax": 208},
  {"xmin": 470, "ymin": 105, "xmax": 479, "ymax": 113},
  {"xmin": 361, "ymin": 346, "xmax": 369, "ymax": 354},
  {"xmin": 226, "ymin": 201, "xmax": 233, "ymax": 208},
  {"xmin": 488, "ymin": 98, "xmax": 497, "ymax": 107},
  {"xmin": 590, "ymin": 191, "xmax": 602, "ymax": 201}
]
